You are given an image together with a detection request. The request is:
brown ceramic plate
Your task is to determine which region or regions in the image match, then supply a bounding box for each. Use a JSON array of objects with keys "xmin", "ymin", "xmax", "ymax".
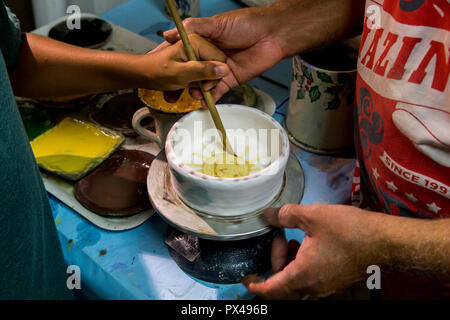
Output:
[
  {"xmin": 75, "ymin": 149, "xmax": 155, "ymax": 217},
  {"xmin": 48, "ymin": 17, "xmax": 113, "ymax": 49},
  {"xmin": 32, "ymin": 94, "xmax": 98, "ymax": 109},
  {"xmin": 90, "ymin": 90, "xmax": 155, "ymax": 136}
]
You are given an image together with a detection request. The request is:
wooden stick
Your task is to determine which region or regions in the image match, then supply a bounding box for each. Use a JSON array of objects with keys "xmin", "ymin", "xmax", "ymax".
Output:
[{"xmin": 165, "ymin": 0, "xmax": 235, "ymax": 156}]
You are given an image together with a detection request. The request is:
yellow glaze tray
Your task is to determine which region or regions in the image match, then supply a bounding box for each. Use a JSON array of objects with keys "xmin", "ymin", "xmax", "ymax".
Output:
[{"xmin": 31, "ymin": 117, "xmax": 125, "ymax": 181}]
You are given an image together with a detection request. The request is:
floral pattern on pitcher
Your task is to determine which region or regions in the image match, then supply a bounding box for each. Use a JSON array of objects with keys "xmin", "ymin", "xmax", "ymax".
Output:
[{"xmin": 293, "ymin": 57, "xmax": 356, "ymax": 110}]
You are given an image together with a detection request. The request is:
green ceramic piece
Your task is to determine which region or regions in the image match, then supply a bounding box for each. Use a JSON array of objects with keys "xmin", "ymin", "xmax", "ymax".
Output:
[{"xmin": 18, "ymin": 102, "xmax": 55, "ymax": 141}]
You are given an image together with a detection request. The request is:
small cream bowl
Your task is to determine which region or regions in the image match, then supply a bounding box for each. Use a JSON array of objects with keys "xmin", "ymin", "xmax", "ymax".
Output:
[{"xmin": 165, "ymin": 104, "xmax": 290, "ymax": 217}]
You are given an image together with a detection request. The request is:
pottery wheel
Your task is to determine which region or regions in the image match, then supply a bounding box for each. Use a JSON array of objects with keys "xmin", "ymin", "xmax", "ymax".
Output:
[
  {"xmin": 166, "ymin": 226, "xmax": 283, "ymax": 284},
  {"xmin": 147, "ymin": 151, "xmax": 305, "ymax": 241}
]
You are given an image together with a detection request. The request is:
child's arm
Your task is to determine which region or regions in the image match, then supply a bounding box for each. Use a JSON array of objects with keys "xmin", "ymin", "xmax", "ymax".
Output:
[{"xmin": 9, "ymin": 33, "xmax": 229, "ymax": 100}]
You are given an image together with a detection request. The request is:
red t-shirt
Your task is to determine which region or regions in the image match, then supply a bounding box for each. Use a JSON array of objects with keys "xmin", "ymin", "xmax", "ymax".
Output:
[
  {"xmin": 353, "ymin": 0, "xmax": 449, "ymax": 298},
  {"xmin": 354, "ymin": 0, "xmax": 449, "ymax": 217}
]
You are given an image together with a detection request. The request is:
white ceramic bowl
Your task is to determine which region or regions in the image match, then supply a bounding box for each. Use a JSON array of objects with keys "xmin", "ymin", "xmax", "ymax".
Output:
[{"xmin": 165, "ymin": 104, "xmax": 290, "ymax": 217}]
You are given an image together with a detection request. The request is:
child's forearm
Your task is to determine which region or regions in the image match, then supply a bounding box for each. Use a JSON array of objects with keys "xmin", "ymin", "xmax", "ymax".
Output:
[
  {"xmin": 9, "ymin": 33, "xmax": 150, "ymax": 99},
  {"xmin": 10, "ymin": 33, "xmax": 229, "ymax": 100}
]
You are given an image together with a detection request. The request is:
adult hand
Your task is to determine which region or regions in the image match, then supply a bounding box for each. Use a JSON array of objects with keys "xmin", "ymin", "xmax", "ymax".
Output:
[
  {"xmin": 242, "ymin": 204, "xmax": 383, "ymax": 299},
  {"xmin": 164, "ymin": 7, "xmax": 285, "ymax": 100},
  {"xmin": 163, "ymin": 0, "xmax": 365, "ymax": 101}
]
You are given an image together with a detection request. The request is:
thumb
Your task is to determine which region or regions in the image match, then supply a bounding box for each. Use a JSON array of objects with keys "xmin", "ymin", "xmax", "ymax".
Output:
[
  {"xmin": 264, "ymin": 205, "xmax": 314, "ymax": 235},
  {"xmin": 242, "ymin": 264, "xmax": 304, "ymax": 300},
  {"xmin": 180, "ymin": 61, "xmax": 229, "ymax": 83},
  {"xmin": 164, "ymin": 17, "xmax": 217, "ymax": 43}
]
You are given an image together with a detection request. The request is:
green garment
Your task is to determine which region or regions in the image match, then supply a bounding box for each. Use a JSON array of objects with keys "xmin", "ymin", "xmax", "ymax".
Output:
[{"xmin": 0, "ymin": 2, "xmax": 75, "ymax": 299}]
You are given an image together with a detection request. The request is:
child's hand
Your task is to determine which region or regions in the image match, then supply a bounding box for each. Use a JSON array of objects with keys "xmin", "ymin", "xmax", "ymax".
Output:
[{"xmin": 138, "ymin": 34, "xmax": 230, "ymax": 91}]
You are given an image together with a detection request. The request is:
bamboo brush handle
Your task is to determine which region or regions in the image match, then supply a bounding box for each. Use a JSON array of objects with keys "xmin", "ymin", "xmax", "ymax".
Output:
[{"xmin": 165, "ymin": 0, "xmax": 234, "ymax": 155}]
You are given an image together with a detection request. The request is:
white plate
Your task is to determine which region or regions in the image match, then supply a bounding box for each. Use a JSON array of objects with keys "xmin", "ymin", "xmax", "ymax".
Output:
[
  {"xmin": 43, "ymin": 170, "xmax": 155, "ymax": 231},
  {"xmin": 32, "ymin": 13, "xmax": 156, "ymax": 55},
  {"xmin": 254, "ymin": 88, "xmax": 276, "ymax": 116}
]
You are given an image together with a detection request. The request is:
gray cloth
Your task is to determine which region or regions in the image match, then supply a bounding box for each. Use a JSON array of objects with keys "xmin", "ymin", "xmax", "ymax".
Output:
[{"xmin": 0, "ymin": 2, "xmax": 75, "ymax": 299}]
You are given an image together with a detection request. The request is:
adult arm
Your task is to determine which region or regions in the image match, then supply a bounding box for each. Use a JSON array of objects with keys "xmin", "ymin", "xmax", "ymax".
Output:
[
  {"xmin": 242, "ymin": 204, "xmax": 450, "ymax": 299},
  {"xmin": 9, "ymin": 33, "xmax": 230, "ymax": 100},
  {"xmin": 164, "ymin": 0, "xmax": 366, "ymax": 100}
]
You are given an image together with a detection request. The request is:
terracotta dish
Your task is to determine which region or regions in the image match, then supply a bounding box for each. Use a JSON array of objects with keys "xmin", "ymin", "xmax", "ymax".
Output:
[
  {"xmin": 90, "ymin": 90, "xmax": 155, "ymax": 136},
  {"xmin": 75, "ymin": 150, "xmax": 155, "ymax": 217}
]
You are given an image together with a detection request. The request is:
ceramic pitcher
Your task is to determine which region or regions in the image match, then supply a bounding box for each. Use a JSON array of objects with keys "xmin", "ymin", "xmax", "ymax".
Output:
[{"xmin": 286, "ymin": 40, "xmax": 359, "ymax": 154}]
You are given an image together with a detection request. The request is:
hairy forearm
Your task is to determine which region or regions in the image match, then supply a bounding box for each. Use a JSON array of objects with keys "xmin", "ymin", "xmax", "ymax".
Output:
[
  {"xmin": 9, "ymin": 33, "xmax": 148, "ymax": 99},
  {"xmin": 372, "ymin": 213, "xmax": 450, "ymax": 280},
  {"xmin": 265, "ymin": 0, "xmax": 365, "ymax": 58}
]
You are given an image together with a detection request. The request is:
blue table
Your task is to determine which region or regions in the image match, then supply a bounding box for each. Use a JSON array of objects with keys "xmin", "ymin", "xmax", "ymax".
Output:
[{"xmin": 49, "ymin": 0, "xmax": 356, "ymax": 300}]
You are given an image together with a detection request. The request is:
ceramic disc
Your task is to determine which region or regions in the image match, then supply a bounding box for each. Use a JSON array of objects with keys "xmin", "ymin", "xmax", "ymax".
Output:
[
  {"xmin": 148, "ymin": 152, "xmax": 304, "ymax": 240},
  {"xmin": 75, "ymin": 150, "xmax": 155, "ymax": 217},
  {"xmin": 90, "ymin": 91, "xmax": 155, "ymax": 135},
  {"xmin": 48, "ymin": 17, "xmax": 112, "ymax": 48},
  {"xmin": 33, "ymin": 94, "xmax": 97, "ymax": 109},
  {"xmin": 217, "ymin": 84, "xmax": 257, "ymax": 107},
  {"xmin": 138, "ymin": 88, "xmax": 202, "ymax": 114}
]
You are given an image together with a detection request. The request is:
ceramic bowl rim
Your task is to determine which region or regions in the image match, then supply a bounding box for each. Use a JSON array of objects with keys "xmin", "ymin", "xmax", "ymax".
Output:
[
  {"xmin": 165, "ymin": 104, "xmax": 290, "ymax": 183},
  {"xmin": 295, "ymin": 55, "xmax": 358, "ymax": 74}
]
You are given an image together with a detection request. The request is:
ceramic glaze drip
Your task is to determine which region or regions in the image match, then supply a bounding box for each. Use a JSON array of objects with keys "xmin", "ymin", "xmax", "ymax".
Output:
[
  {"xmin": 188, "ymin": 152, "xmax": 260, "ymax": 178},
  {"xmin": 184, "ymin": 136, "xmax": 271, "ymax": 178},
  {"xmin": 30, "ymin": 117, "xmax": 124, "ymax": 180}
]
